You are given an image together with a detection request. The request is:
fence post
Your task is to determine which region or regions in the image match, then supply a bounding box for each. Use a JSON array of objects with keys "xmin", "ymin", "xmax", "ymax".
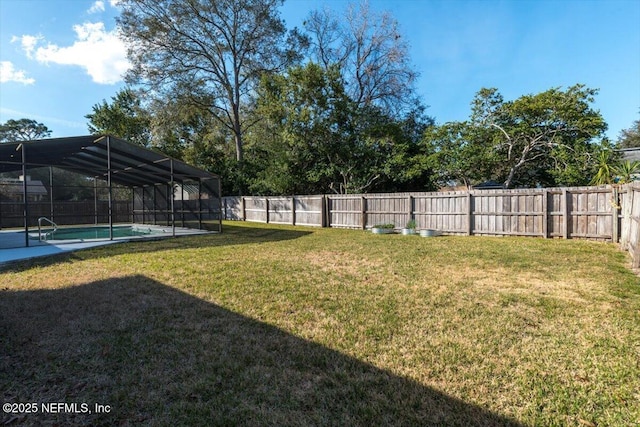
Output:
[
  {"xmin": 265, "ymin": 197, "xmax": 270, "ymax": 224},
  {"xmin": 466, "ymin": 191, "xmax": 473, "ymax": 236},
  {"xmin": 322, "ymin": 195, "xmax": 329, "ymax": 228},
  {"xmin": 622, "ymin": 185, "xmax": 633, "ymax": 249},
  {"xmin": 291, "ymin": 196, "xmax": 296, "ymax": 226},
  {"xmin": 562, "ymin": 189, "xmax": 570, "ymax": 239},
  {"xmin": 241, "ymin": 197, "xmax": 246, "ymax": 221},
  {"xmin": 361, "ymin": 195, "xmax": 366, "ymax": 230},
  {"xmin": 542, "ymin": 189, "xmax": 549, "ymax": 238},
  {"xmin": 408, "ymin": 195, "xmax": 413, "ymax": 224},
  {"xmin": 612, "ymin": 186, "xmax": 619, "ymax": 243}
]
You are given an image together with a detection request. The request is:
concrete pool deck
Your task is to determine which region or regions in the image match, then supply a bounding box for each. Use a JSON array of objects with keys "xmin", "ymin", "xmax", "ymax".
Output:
[
  {"xmin": 0, "ymin": 225, "xmax": 214, "ymax": 266},
  {"xmin": 0, "ymin": 240, "xmax": 122, "ymax": 265}
]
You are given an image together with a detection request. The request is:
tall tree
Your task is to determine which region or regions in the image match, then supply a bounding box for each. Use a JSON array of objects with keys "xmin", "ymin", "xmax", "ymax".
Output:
[
  {"xmin": 253, "ymin": 63, "xmax": 434, "ymax": 194},
  {"xmin": 0, "ymin": 118, "xmax": 51, "ymax": 142},
  {"xmin": 253, "ymin": 63, "xmax": 348, "ymax": 194},
  {"xmin": 472, "ymin": 85, "xmax": 607, "ymax": 188},
  {"xmin": 617, "ymin": 111, "xmax": 640, "ymax": 148},
  {"xmin": 304, "ymin": 1, "xmax": 419, "ymax": 115},
  {"xmin": 86, "ymin": 88, "xmax": 151, "ymax": 146},
  {"xmin": 117, "ymin": 0, "xmax": 305, "ymax": 163},
  {"xmin": 426, "ymin": 85, "xmax": 608, "ymax": 188}
]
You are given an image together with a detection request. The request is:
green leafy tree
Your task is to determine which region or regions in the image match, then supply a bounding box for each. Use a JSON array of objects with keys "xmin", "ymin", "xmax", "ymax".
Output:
[
  {"xmin": 423, "ymin": 121, "xmax": 497, "ymax": 189},
  {"xmin": 489, "ymin": 85, "xmax": 607, "ymax": 187},
  {"xmin": 374, "ymin": 106, "xmax": 437, "ymax": 192},
  {"xmin": 148, "ymin": 97, "xmax": 248, "ymax": 194},
  {"xmin": 117, "ymin": 0, "xmax": 306, "ymax": 163},
  {"xmin": 253, "ymin": 63, "xmax": 433, "ymax": 194},
  {"xmin": 86, "ymin": 88, "xmax": 151, "ymax": 146},
  {"xmin": 0, "ymin": 118, "xmax": 51, "ymax": 142},
  {"xmin": 252, "ymin": 63, "xmax": 346, "ymax": 194},
  {"xmin": 616, "ymin": 112, "xmax": 640, "ymax": 148},
  {"xmin": 428, "ymin": 85, "xmax": 608, "ymax": 188}
]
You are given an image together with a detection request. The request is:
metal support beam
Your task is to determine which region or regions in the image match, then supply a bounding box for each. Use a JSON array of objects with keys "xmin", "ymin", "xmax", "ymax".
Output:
[
  {"xmin": 181, "ymin": 185, "xmax": 185, "ymax": 227},
  {"xmin": 218, "ymin": 178, "xmax": 222, "ymax": 233},
  {"xmin": 49, "ymin": 166, "xmax": 54, "ymax": 222},
  {"xmin": 153, "ymin": 184, "xmax": 157, "ymax": 225},
  {"xmin": 131, "ymin": 186, "xmax": 136, "ymax": 224},
  {"xmin": 198, "ymin": 180, "xmax": 203, "ymax": 230},
  {"xmin": 21, "ymin": 144, "xmax": 29, "ymax": 247},
  {"xmin": 107, "ymin": 136, "xmax": 113, "ymax": 240},
  {"xmin": 94, "ymin": 177, "xmax": 98, "ymax": 225},
  {"xmin": 170, "ymin": 159, "xmax": 175, "ymax": 237}
]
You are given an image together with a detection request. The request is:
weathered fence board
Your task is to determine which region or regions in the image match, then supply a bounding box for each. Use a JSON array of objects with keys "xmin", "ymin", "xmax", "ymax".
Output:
[{"xmin": 620, "ymin": 183, "xmax": 640, "ymax": 268}]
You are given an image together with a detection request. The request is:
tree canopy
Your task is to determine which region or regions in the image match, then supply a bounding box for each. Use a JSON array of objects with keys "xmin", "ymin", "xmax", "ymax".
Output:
[
  {"xmin": 117, "ymin": 0, "xmax": 304, "ymax": 163},
  {"xmin": 304, "ymin": 2, "xmax": 418, "ymax": 115},
  {"xmin": 86, "ymin": 88, "xmax": 151, "ymax": 146},
  {"xmin": 616, "ymin": 111, "xmax": 640, "ymax": 148},
  {"xmin": 0, "ymin": 118, "xmax": 52, "ymax": 142},
  {"xmin": 248, "ymin": 62, "xmax": 434, "ymax": 195},
  {"xmin": 426, "ymin": 85, "xmax": 609, "ymax": 188}
]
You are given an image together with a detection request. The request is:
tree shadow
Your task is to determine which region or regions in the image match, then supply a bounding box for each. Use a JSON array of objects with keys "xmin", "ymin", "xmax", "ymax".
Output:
[
  {"xmin": 0, "ymin": 223, "xmax": 312, "ymax": 272},
  {"xmin": 0, "ymin": 275, "xmax": 524, "ymax": 426}
]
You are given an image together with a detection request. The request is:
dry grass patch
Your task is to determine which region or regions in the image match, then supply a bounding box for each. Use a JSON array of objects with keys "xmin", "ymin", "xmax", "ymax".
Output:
[{"xmin": 1, "ymin": 221, "xmax": 639, "ymax": 426}]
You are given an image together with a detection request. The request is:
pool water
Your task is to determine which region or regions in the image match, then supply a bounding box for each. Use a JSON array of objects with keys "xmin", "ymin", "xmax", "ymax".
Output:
[{"xmin": 37, "ymin": 225, "xmax": 165, "ymax": 241}]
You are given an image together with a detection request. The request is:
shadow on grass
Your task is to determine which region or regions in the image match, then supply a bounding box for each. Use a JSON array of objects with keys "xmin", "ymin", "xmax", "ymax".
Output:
[
  {"xmin": 1, "ymin": 275, "xmax": 524, "ymax": 426},
  {"xmin": 1, "ymin": 223, "xmax": 312, "ymax": 272}
]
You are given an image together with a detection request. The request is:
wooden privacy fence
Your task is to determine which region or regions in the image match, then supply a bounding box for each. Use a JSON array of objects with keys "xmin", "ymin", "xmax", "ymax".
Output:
[
  {"xmin": 223, "ymin": 184, "xmax": 640, "ymax": 268},
  {"xmin": 619, "ymin": 183, "xmax": 640, "ymax": 268}
]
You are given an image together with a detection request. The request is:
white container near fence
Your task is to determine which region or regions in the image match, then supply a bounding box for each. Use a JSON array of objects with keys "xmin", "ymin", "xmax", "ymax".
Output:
[{"xmin": 420, "ymin": 229, "xmax": 440, "ymax": 237}]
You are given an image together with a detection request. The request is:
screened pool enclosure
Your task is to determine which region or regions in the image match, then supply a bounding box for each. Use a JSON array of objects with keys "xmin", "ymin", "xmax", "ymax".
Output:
[{"xmin": 0, "ymin": 135, "xmax": 222, "ymax": 249}]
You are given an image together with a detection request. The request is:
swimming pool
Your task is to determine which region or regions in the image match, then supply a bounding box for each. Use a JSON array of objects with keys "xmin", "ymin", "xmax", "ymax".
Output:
[{"xmin": 36, "ymin": 225, "xmax": 167, "ymax": 241}]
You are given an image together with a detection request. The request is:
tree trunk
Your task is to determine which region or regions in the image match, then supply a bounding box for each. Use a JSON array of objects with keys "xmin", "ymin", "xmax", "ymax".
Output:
[
  {"xmin": 232, "ymin": 99, "xmax": 243, "ymax": 163},
  {"xmin": 234, "ymin": 131, "xmax": 243, "ymax": 163}
]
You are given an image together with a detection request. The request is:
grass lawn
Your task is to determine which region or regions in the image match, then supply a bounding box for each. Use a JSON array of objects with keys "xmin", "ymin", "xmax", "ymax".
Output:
[{"xmin": 1, "ymin": 221, "xmax": 639, "ymax": 426}]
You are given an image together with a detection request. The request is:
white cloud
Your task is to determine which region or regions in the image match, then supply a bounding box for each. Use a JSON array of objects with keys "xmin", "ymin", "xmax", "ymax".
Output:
[
  {"xmin": 88, "ymin": 1, "xmax": 105, "ymax": 14},
  {"xmin": 0, "ymin": 61, "xmax": 35, "ymax": 85},
  {"xmin": 12, "ymin": 34, "xmax": 43, "ymax": 59},
  {"xmin": 109, "ymin": 0, "xmax": 122, "ymax": 7},
  {"xmin": 27, "ymin": 22, "xmax": 130, "ymax": 85}
]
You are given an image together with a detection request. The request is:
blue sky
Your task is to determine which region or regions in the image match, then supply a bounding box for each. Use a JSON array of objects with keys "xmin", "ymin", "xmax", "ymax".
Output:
[{"xmin": 1, "ymin": 0, "xmax": 639, "ymax": 141}]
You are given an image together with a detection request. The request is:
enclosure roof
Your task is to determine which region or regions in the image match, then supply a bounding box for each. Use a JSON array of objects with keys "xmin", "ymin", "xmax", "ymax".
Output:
[{"xmin": 0, "ymin": 135, "xmax": 219, "ymax": 187}]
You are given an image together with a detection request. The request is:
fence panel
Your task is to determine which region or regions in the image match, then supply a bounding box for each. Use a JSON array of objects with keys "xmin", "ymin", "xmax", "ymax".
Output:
[
  {"xmin": 568, "ymin": 188, "xmax": 613, "ymax": 240},
  {"xmin": 222, "ymin": 196, "xmax": 242, "ymax": 220},
  {"xmin": 413, "ymin": 193, "xmax": 467, "ymax": 234},
  {"xmin": 328, "ymin": 196, "xmax": 363, "ymax": 228},
  {"xmin": 366, "ymin": 195, "xmax": 409, "ymax": 229},
  {"xmin": 243, "ymin": 197, "xmax": 268, "ymax": 223},
  {"xmin": 620, "ymin": 183, "xmax": 640, "ymax": 267},
  {"xmin": 267, "ymin": 197, "xmax": 293, "ymax": 225},
  {"xmin": 214, "ymin": 184, "xmax": 640, "ymax": 268},
  {"xmin": 294, "ymin": 196, "xmax": 324, "ymax": 227},
  {"xmin": 471, "ymin": 190, "xmax": 545, "ymax": 237},
  {"xmin": 620, "ymin": 188, "xmax": 632, "ymax": 249}
]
